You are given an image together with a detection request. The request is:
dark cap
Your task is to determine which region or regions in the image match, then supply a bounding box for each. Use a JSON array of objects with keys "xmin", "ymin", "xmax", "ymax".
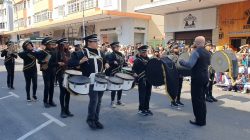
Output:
[
  {"xmin": 5, "ymin": 40, "xmax": 14, "ymax": 46},
  {"xmin": 110, "ymin": 41, "xmax": 120, "ymax": 48},
  {"xmin": 22, "ymin": 40, "xmax": 33, "ymax": 50},
  {"xmin": 138, "ymin": 45, "xmax": 148, "ymax": 53},
  {"xmin": 83, "ymin": 34, "xmax": 99, "ymax": 42},
  {"xmin": 56, "ymin": 38, "xmax": 68, "ymax": 45},
  {"xmin": 41, "ymin": 37, "xmax": 56, "ymax": 46}
]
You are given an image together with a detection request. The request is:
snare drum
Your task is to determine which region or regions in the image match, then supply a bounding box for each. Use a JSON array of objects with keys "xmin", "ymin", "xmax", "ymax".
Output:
[
  {"xmin": 63, "ymin": 70, "xmax": 82, "ymax": 88},
  {"xmin": 107, "ymin": 77, "xmax": 124, "ymax": 91},
  {"xmin": 121, "ymin": 67, "xmax": 133, "ymax": 76},
  {"xmin": 115, "ymin": 73, "xmax": 134, "ymax": 90},
  {"xmin": 93, "ymin": 76, "xmax": 108, "ymax": 91},
  {"xmin": 68, "ymin": 76, "xmax": 90, "ymax": 95}
]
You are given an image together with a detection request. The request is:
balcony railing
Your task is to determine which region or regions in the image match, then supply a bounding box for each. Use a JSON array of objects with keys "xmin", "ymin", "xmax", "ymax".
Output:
[{"xmin": 67, "ymin": 0, "xmax": 97, "ymax": 15}]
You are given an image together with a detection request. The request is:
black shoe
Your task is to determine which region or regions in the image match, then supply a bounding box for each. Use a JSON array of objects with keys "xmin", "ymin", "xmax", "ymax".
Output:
[
  {"xmin": 176, "ymin": 100, "xmax": 184, "ymax": 106},
  {"xmin": 145, "ymin": 110, "xmax": 153, "ymax": 116},
  {"xmin": 32, "ymin": 96, "xmax": 38, "ymax": 101},
  {"xmin": 116, "ymin": 100, "xmax": 125, "ymax": 106},
  {"xmin": 49, "ymin": 102, "xmax": 57, "ymax": 107},
  {"xmin": 60, "ymin": 111, "xmax": 68, "ymax": 118},
  {"xmin": 170, "ymin": 101, "xmax": 179, "ymax": 108},
  {"xmin": 138, "ymin": 110, "xmax": 148, "ymax": 116},
  {"xmin": 27, "ymin": 97, "xmax": 31, "ymax": 102},
  {"xmin": 44, "ymin": 103, "xmax": 50, "ymax": 108},
  {"xmin": 95, "ymin": 121, "xmax": 104, "ymax": 129},
  {"xmin": 206, "ymin": 97, "xmax": 213, "ymax": 102},
  {"xmin": 189, "ymin": 120, "xmax": 206, "ymax": 126},
  {"xmin": 210, "ymin": 96, "xmax": 218, "ymax": 102},
  {"xmin": 65, "ymin": 110, "xmax": 74, "ymax": 117},
  {"xmin": 86, "ymin": 120, "xmax": 97, "ymax": 129},
  {"xmin": 10, "ymin": 87, "xmax": 15, "ymax": 90}
]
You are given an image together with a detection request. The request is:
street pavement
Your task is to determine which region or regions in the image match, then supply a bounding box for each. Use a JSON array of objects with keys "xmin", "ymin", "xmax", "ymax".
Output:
[{"xmin": 0, "ymin": 58, "xmax": 250, "ymax": 140}]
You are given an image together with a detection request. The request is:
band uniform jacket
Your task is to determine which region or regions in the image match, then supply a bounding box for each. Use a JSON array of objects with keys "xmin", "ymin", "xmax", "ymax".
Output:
[
  {"xmin": 105, "ymin": 51, "xmax": 127, "ymax": 76},
  {"xmin": 132, "ymin": 55, "xmax": 149, "ymax": 82},
  {"xmin": 1, "ymin": 49, "xmax": 17, "ymax": 65}
]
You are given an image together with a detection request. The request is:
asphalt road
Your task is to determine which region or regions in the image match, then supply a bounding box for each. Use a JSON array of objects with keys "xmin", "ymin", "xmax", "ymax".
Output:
[{"xmin": 0, "ymin": 58, "xmax": 250, "ymax": 140}]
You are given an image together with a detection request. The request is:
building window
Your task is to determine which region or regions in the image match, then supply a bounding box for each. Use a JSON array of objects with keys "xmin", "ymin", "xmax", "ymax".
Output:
[
  {"xmin": 81, "ymin": 0, "xmax": 96, "ymax": 11},
  {"xmin": 54, "ymin": 5, "xmax": 65, "ymax": 18},
  {"xmin": 67, "ymin": 0, "xmax": 80, "ymax": 14},
  {"xmin": 33, "ymin": 10, "xmax": 52, "ymax": 23},
  {"xmin": 0, "ymin": 9, "xmax": 7, "ymax": 16},
  {"xmin": 0, "ymin": 22, "xmax": 6, "ymax": 29},
  {"xmin": 14, "ymin": 18, "xmax": 26, "ymax": 28},
  {"xmin": 14, "ymin": 2, "xmax": 25, "ymax": 12},
  {"xmin": 33, "ymin": 0, "xmax": 43, "ymax": 4},
  {"xmin": 28, "ymin": 17, "xmax": 31, "ymax": 25}
]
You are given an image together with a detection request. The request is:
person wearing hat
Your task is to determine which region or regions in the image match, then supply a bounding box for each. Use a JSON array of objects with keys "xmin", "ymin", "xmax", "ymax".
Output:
[
  {"xmin": 204, "ymin": 42, "xmax": 217, "ymax": 103},
  {"xmin": 132, "ymin": 45, "xmax": 153, "ymax": 116},
  {"xmin": 1, "ymin": 40, "xmax": 17, "ymax": 89},
  {"xmin": 68, "ymin": 34, "xmax": 110, "ymax": 129},
  {"xmin": 39, "ymin": 37, "xmax": 58, "ymax": 108},
  {"xmin": 179, "ymin": 36, "xmax": 210, "ymax": 126},
  {"xmin": 105, "ymin": 42, "xmax": 127, "ymax": 108},
  {"xmin": 56, "ymin": 38, "xmax": 74, "ymax": 118},
  {"xmin": 18, "ymin": 40, "xmax": 38, "ymax": 101}
]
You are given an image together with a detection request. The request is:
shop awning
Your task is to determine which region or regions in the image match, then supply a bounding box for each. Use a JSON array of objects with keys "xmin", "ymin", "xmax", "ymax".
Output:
[{"xmin": 134, "ymin": 0, "xmax": 247, "ymax": 15}]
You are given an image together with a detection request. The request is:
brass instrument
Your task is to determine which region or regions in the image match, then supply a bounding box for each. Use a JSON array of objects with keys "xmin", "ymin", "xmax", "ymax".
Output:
[{"xmin": 40, "ymin": 50, "xmax": 51, "ymax": 71}]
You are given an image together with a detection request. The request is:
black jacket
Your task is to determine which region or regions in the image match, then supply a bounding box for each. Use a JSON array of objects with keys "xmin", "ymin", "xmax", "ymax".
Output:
[
  {"xmin": 105, "ymin": 51, "xmax": 127, "ymax": 76},
  {"xmin": 1, "ymin": 49, "xmax": 17, "ymax": 65},
  {"xmin": 18, "ymin": 51, "xmax": 37, "ymax": 72},
  {"xmin": 37, "ymin": 49, "xmax": 58, "ymax": 72},
  {"xmin": 132, "ymin": 55, "xmax": 149, "ymax": 81}
]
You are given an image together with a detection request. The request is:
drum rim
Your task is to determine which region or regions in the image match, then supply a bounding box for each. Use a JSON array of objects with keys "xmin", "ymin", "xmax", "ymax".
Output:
[
  {"xmin": 68, "ymin": 76, "xmax": 90, "ymax": 85},
  {"xmin": 95, "ymin": 77, "xmax": 108, "ymax": 83},
  {"xmin": 65, "ymin": 70, "xmax": 82, "ymax": 75},
  {"xmin": 108, "ymin": 77, "xmax": 124, "ymax": 84},
  {"xmin": 67, "ymin": 86, "xmax": 88, "ymax": 95},
  {"xmin": 115, "ymin": 73, "xmax": 134, "ymax": 80}
]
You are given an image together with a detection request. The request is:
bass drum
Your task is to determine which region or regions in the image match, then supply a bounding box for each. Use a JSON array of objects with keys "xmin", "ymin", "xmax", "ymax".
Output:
[
  {"xmin": 211, "ymin": 50, "xmax": 238, "ymax": 80},
  {"xmin": 146, "ymin": 57, "xmax": 179, "ymax": 101},
  {"xmin": 176, "ymin": 52, "xmax": 191, "ymax": 77}
]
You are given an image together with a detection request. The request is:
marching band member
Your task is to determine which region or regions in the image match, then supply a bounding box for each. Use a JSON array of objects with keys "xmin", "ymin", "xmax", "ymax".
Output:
[
  {"xmin": 179, "ymin": 36, "xmax": 210, "ymax": 126},
  {"xmin": 56, "ymin": 38, "xmax": 74, "ymax": 118},
  {"xmin": 39, "ymin": 37, "xmax": 58, "ymax": 108},
  {"xmin": 105, "ymin": 42, "xmax": 126, "ymax": 108},
  {"xmin": 1, "ymin": 41, "xmax": 17, "ymax": 89},
  {"xmin": 18, "ymin": 40, "xmax": 38, "ymax": 102},
  {"xmin": 132, "ymin": 45, "xmax": 153, "ymax": 116},
  {"xmin": 69, "ymin": 34, "xmax": 110, "ymax": 130}
]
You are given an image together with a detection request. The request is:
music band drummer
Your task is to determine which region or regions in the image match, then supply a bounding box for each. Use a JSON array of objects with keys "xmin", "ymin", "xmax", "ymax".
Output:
[
  {"xmin": 56, "ymin": 38, "xmax": 74, "ymax": 118},
  {"xmin": 69, "ymin": 34, "xmax": 110, "ymax": 130},
  {"xmin": 106, "ymin": 41, "xmax": 126, "ymax": 108},
  {"xmin": 132, "ymin": 45, "xmax": 153, "ymax": 116}
]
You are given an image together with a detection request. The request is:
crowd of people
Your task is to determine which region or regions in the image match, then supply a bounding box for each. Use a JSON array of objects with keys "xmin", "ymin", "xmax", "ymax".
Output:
[{"xmin": 0, "ymin": 34, "xmax": 249, "ymax": 130}]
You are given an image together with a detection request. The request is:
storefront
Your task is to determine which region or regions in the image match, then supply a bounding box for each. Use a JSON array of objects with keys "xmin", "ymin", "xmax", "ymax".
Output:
[
  {"xmin": 218, "ymin": 0, "xmax": 250, "ymax": 49},
  {"xmin": 165, "ymin": 8, "xmax": 217, "ymax": 45}
]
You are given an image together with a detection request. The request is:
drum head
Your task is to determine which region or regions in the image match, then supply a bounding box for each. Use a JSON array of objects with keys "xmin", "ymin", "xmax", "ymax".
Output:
[
  {"xmin": 108, "ymin": 77, "xmax": 124, "ymax": 84},
  {"xmin": 68, "ymin": 76, "xmax": 90, "ymax": 85},
  {"xmin": 115, "ymin": 73, "xmax": 134, "ymax": 80},
  {"xmin": 122, "ymin": 67, "xmax": 133, "ymax": 75},
  {"xmin": 65, "ymin": 70, "xmax": 82, "ymax": 75},
  {"xmin": 146, "ymin": 58, "xmax": 165, "ymax": 86},
  {"xmin": 95, "ymin": 77, "xmax": 108, "ymax": 83},
  {"xmin": 211, "ymin": 51, "xmax": 229, "ymax": 72},
  {"xmin": 95, "ymin": 73, "xmax": 106, "ymax": 79}
]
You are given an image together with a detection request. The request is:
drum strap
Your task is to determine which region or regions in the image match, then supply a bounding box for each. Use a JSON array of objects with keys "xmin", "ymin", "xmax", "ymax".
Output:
[
  {"xmin": 220, "ymin": 51, "xmax": 235, "ymax": 85},
  {"xmin": 85, "ymin": 48, "xmax": 101, "ymax": 73}
]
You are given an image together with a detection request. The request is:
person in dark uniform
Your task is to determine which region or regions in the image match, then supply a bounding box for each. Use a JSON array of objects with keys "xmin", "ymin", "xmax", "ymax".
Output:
[
  {"xmin": 205, "ymin": 43, "xmax": 217, "ymax": 102},
  {"xmin": 132, "ymin": 45, "xmax": 153, "ymax": 116},
  {"xmin": 39, "ymin": 37, "xmax": 58, "ymax": 108},
  {"xmin": 179, "ymin": 36, "xmax": 210, "ymax": 126},
  {"xmin": 105, "ymin": 42, "xmax": 126, "ymax": 108},
  {"xmin": 1, "ymin": 41, "xmax": 17, "ymax": 89},
  {"xmin": 68, "ymin": 34, "xmax": 110, "ymax": 130},
  {"xmin": 56, "ymin": 38, "xmax": 74, "ymax": 118},
  {"xmin": 18, "ymin": 40, "xmax": 38, "ymax": 102}
]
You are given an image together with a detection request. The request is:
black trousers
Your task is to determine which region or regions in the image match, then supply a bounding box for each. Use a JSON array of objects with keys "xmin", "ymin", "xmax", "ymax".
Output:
[
  {"xmin": 5, "ymin": 64, "xmax": 15, "ymax": 88},
  {"xmin": 24, "ymin": 70, "xmax": 37, "ymax": 99},
  {"xmin": 42, "ymin": 69, "xmax": 56, "ymax": 103},
  {"xmin": 111, "ymin": 90, "xmax": 122, "ymax": 101},
  {"xmin": 87, "ymin": 85, "xmax": 104, "ymax": 121},
  {"xmin": 205, "ymin": 80, "xmax": 213, "ymax": 97},
  {"xmin": 57, "ymin": 72, "xmax": 70, "ymax": 111},
  {"xmin": 191, "ymin": 78, "xmax": 207, "ymax": 125},
  {"xmin": 138, "ymin": 79, "xmax": 152, "ymax": 111},
  {"xmin": 177, "ymin": 77, "xmax": 183, "ymax": 101}
]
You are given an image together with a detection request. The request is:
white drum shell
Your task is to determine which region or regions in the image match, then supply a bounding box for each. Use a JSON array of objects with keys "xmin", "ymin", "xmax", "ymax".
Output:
[
  {"xmin": 107, "ymin": 82, "xmax": 123, "ymax": 91},
  {"xmin": 121, "ymin": 80, "xmax": 134, "ymax": 90},
  {"xmin": 68, "ymin": 83, "xmax": 90, "ymax": 95},
  {"xmin": 93, "ymin": 82, "xmax": 107, "ymax": 91}
]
